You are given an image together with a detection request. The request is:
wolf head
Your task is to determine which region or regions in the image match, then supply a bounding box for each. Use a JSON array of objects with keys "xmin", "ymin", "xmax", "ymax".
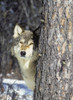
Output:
[{"xmin": 12, "ymin": 25, "xmax": 37, "ymax": 61}]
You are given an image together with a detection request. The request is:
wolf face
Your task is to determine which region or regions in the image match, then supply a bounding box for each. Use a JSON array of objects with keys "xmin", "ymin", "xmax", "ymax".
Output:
[
  {"xmin": 14, "ymin": 37, "xmax": 34, "ymax": 60},
  {"xmin": 12, "ymin": 25, "xmax": 37, "ymax": 61}
]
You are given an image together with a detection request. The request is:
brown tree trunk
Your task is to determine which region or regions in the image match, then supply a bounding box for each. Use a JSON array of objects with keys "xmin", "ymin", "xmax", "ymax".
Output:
[{"xmin": 34, "ymin": 0, "xmax": 73, "ymax": 100}]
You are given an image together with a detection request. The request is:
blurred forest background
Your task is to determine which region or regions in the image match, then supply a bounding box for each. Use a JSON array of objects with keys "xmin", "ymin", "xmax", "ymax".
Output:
[{"xmin": 0, "ymin": 0, "xmax": 42, "ymax": 84}]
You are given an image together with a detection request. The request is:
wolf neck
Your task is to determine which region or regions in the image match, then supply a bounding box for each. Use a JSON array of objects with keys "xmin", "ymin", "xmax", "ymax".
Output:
[
  {"xmin": 18, "ymin": 57, "xmax": 34, "ymax": 70},
  {"xmin": 17, "ymin": 56, "xmax": 35, "ymax": 90},
  {"xmin": 17, "ymin": 57, "xmax": 35, "ymax": 80}
]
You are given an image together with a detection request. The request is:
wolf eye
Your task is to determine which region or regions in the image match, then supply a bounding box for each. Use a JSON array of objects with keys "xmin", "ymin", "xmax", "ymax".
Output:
[
  {"xmin": 20, "ymin": 51, "xmax": 26, "ymax": 57},
  {"xmin": 20, "ymin": 41, "xmax": 23, "ymax": 44}
]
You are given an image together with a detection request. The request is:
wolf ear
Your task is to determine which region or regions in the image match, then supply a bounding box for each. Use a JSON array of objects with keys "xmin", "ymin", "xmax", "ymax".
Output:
[{"xmin": 13, "ymin": 25, "xmax": 23, "ymax": 38}]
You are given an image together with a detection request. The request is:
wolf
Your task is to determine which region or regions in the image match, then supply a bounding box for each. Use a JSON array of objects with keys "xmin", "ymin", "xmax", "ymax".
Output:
[{"xmin": 11, "ymin": 25, "xmax": 38, "ymax": 90}]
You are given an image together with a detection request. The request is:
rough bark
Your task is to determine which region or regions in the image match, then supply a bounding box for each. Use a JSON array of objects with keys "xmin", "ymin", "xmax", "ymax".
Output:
[{"xmin": 34, "ymin": 0, "xmax": 73, "ymax": 100}]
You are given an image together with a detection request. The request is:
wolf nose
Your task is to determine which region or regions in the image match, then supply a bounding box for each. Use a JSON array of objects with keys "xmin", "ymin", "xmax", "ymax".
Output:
[{"xmin": 20, "ymin": 51, "xmax": 26, "ymax": 57}]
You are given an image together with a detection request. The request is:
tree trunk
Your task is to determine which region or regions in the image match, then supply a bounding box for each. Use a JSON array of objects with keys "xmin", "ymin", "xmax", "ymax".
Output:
[{"xmin": 34, "ymin": 0, "xmax": 73, "ymax": 100}]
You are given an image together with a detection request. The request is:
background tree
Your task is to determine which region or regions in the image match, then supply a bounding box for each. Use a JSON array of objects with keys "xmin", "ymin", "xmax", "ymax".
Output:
[{"xmin": 34, "ymin": 0, "xmax": 73, "ymax": 100}]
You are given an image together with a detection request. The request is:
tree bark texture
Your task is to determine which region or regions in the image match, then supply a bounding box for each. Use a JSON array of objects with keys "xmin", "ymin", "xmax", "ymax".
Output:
[{"xmin": 34, "ymin": 0, "xmax": 73, "ymax": 100}]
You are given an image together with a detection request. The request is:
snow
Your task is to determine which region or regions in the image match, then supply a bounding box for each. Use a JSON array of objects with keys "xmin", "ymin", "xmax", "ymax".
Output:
[{"xmin": 0, "ymin": 78, "xmax": 33, "ymax": 100}]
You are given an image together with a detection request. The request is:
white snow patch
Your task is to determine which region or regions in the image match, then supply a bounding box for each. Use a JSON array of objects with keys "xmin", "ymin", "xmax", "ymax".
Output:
[
  {"xmin": 3, "ymin": 78, "xmax": 26, "ymax": 84},
  {"xmin": 0, "ymin": 78, "xmax": 33, "ymax": 100}
]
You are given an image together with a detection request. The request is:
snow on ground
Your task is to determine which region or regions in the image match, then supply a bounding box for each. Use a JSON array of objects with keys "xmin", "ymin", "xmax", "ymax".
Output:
[{"xmin": 0, "ymin": 78, "xmax": 33, "ymax": 100}]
